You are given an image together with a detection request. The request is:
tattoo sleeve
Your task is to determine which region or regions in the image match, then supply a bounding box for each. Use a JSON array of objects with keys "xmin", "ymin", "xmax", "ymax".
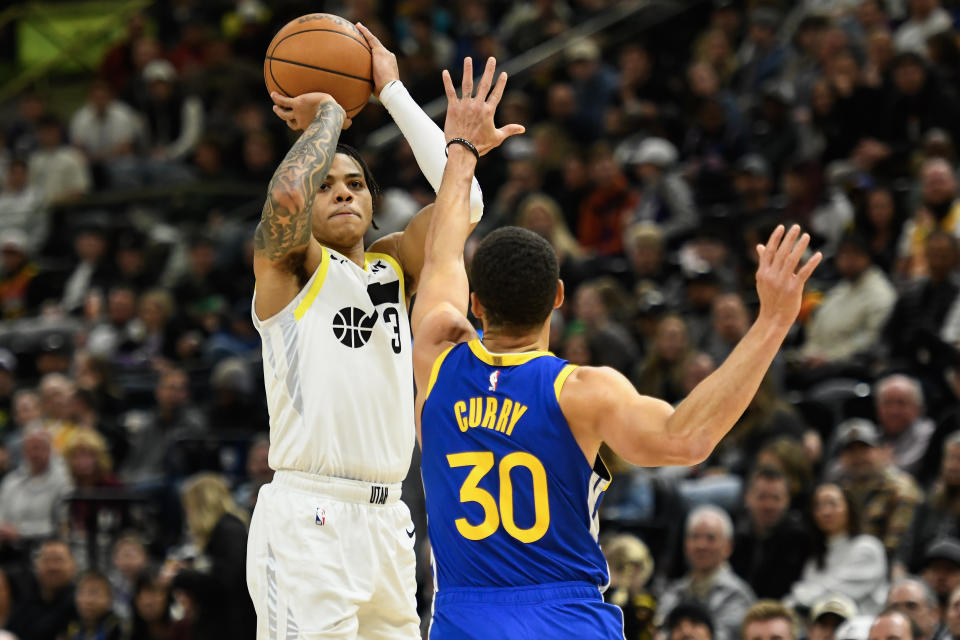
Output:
[{"xmin": 254, "ymin": 101, "xmax": 345, "ymax": 264}]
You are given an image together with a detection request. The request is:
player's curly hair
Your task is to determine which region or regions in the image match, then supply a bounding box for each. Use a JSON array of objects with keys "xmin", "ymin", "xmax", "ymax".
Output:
[
  {"xmin": 336, "ymin": 143, "xmax": 380, "ymax": 201},
  {"xmin": 470, "ymin": 226, "xmax": 559, "ymax": 332}
]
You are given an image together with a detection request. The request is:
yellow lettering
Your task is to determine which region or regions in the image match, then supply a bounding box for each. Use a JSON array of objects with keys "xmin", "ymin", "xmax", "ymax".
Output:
[
  {"xmin": 454, "ymin": 401, "xmax": 468, "ymax": 432},
  {"xmin": 494, "ymin": 398, "xmax": 513, "ymax": 432},
  {"xmin": 481, "ymin": 397, "xmax": 499, "ymax": 430},
  {"xmin": 468, "ymin": 397, "xmax": 483, "ymax": 428},
  {"xmin": 506, "ymin": 402, "xmax": 527, "ymax": 436}
]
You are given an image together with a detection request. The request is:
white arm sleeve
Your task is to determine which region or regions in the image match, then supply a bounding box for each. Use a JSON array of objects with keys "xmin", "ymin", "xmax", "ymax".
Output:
[{"xmin": 379, "ymin": 80, "xmax": 484, "ymax": 222}]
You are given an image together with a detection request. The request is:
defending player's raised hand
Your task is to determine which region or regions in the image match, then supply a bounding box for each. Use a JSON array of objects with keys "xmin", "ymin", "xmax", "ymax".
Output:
[
  {"xmin": 356, "ymin": 23, "xmax": 399, "ymax": 98},
  {"xmin": 441, "ymin": 57, "xmax": 525, "ymax": 156},
  {"xmin": 270, "ymin": 91, "xmax": 352, "ymax": 131},
  {"xmin": 755, "ymin": 224, "xmax": 822, "ymax": 327}
]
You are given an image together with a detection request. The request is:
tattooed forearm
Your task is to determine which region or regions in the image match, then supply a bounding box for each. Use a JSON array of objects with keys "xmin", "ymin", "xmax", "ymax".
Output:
[{"xmin": 254, "ymin": 100, "xmax": 345, "ymax": 262}]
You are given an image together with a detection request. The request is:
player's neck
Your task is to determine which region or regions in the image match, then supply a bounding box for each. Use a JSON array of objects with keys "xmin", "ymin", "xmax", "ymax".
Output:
[
  {"xmin": 325, "ymin": 241, "xmax": 366, "ymax": 267},
  {"xmin": 481, "ymin": 325, "xmax": 550, "ymax": 354}
]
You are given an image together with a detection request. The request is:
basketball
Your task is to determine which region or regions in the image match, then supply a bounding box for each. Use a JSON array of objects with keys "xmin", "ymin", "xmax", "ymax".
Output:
[{"xmin": 264, "ymin": 13, "xmax": 373, "ymax": 119}]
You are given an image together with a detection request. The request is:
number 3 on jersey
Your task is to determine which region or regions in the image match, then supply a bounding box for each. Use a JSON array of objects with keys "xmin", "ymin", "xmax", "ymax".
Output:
[{"xmin": 447, "ymin": 451, "xmax": 550, "ymax": 543}]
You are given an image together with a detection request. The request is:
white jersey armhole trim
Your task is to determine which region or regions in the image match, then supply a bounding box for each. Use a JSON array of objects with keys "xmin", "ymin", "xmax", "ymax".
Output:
[{"xmin": 251, "ymin": 247, "xmax": 330, "ymax": 329}]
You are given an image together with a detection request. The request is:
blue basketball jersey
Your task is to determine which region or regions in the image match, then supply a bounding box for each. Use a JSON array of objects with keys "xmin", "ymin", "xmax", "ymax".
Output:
[{"xmin": 421, "ymin": 338, "xmax": 612, "ymax": 591}]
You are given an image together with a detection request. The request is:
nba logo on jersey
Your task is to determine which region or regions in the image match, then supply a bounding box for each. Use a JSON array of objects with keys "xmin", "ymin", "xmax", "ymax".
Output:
[
  {"xmin": 488, "ymin": 370, "xmax": 500, "ymax": 391},
  {"xmin": 315, "ymin": 507, "xmax": 325, "ymax": 526}
]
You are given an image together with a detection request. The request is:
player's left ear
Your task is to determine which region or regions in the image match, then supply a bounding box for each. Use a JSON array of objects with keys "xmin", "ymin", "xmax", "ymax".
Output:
[
  {"xmin": 470, "ymin": 292, "xmax": 485, "ymax": 321},
  {"xmin": 554, "ymin": 279, "xmax": 565, "ymax": 310}
]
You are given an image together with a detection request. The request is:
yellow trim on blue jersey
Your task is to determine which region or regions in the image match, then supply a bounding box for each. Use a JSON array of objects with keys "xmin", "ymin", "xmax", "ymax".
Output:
[
  {"xmin": 365, "ymin": 252, "xmax": 406, "ymax": 301},
  {"xmin": 424, "ymin": 344, "xmax": 455, "ymax": 402},
  {"xmin": 294, "ymin": 247, "xmax": 330, "ymax": 322},
  {"xmin": 553, "ymin": 364, "xmax": 578, "ymax": 402},
  {"xmin": 467, "ymin": 339, "xmax": 552, "ymax": 367}
]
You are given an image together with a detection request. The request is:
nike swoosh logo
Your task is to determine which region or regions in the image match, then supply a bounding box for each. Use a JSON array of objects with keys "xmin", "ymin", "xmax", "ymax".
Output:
[{"xmin": 405, "ymin": 528, "xmax": 415, "ymax": 538}]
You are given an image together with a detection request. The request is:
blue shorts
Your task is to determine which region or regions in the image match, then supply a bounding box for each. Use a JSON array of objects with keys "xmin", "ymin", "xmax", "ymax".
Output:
[{"xmin": 429, "ymin": 581, "xmax": 625, "ymax": 639}]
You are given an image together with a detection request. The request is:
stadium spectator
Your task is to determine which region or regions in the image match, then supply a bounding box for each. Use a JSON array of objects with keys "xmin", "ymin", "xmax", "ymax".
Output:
[
  {"xmin": 946, "ymin": 584, "xmax": 960, "ymax": 640},
  {"xmin": 604, "ymin": 533, "xmax": 657, "ymax": 640},
  {"xmin": 808, "ymin": 594, "xmax": 859, "ymax": 640},
  {"xmin": 0, "ymin": 159, "xmax": 47, "ymax": 254},
  {"xmin": 0, "ymin": 425, "xmax": 72, "ymax": 549},
  {"xmin": 632, "ymin": 314, "xmax": 692, "ymax": 405},
  {"xmin": 657, "ymin": 505, "xmax": 756, "ymax": 640},
  {"xmin": 900, "ymin": 438, "xmax": 960, "ymax": 572},
  {"xmin": 0, "ymin": 229, "xmax": 38, "ymax": 320},
  {"xmin": 62, "ymin": 570, "xmax": 125, "ymax": 640},
  {"xmin": 885, "ymin": 577, "xmax": 948, "ymax": 640},
  {"xmin": 68, "ymin": 79, "xmax": 143, "ymax": 189},
  {"xmin": 664, "ymin": 600, "xmax": 716, "ymax": 640},
  {"xmin": 107, "ymin": 532, "xmax": 148, "ymax": 622},
  {"xmin": 129, "ymin": 567, "xmax": 172, "ymax": 640},
  {"xmin": 572, "ymin": 277, "xmax": 640, "ymax": 375},
  {"xmin": 786, "ymin": 482, "xmax": 888, "ymax": 616},
  {"xmin": 6, "ymin": 538, "xmax": 77, "ymax": 640},
  {"xmin": 27, "ymin": 115, "xmax": 91, "ymax": 205},
  {"xmin": 832, "ymin": 419, "xmax": 922, "ymax": 560},
  {"xmin": 171, "ymin": 473, "xmax": 255, "ymax": 640},
  {"xmin": 730, "ymin": 466, "xmax": 811, "ymax": 599},
  {"xmin": 790, "ymin": 233, "xmax": 897, "ymax": 386},
  {"xmin": 867, "ymin": 610, "xmax": 917, "ymax": 640},
  {"xmin": 918, "ymin": 539, "xmax": 960, "ymax": 609},
  {"xmin": 232, "ymin": 434, "xmax": 271, "ymax": 514},
  {"xmin": 741, "ymin": 600, "xmax": 798, "ymax": 640},
  {"xmin": 874, "ymin": 374, "xmax": 935, "ymax": 477}
]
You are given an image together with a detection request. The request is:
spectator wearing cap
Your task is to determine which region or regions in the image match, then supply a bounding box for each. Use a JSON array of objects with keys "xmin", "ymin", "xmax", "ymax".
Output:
[
  {"xmin": 809, "ymin": 594, "xmax": 859, "ymax": 640},
  {"xmin": 604, "ymin": 533, "xmax": 657, "ymax": 640},
  {"xmin": 27, "ymin": 114, "xmax": 91, "ymax": 205},
  {"xmin": 0, "ymin": 425, "xmax": 73, "ymax": 550},
  {"xmin": 869, "ymin": 610, "xmax": 919, "ymax": 640},
  {"xmin": 886, "ymin": 577, "xmax": 949, "ymax": 640},
  {"xmin": 564, "ymin": 38, "xmax": 619, "ymax": 142},
  {"xmin": 786, "ymin": 482, "xmax": 888, "ymax": 616},
  {"xmin": 136, "ymin": 59, "xmax": 203, "ymax": 169},
  {"xmin": 873, "ymin": 374, "xmax": 935, "ymax": 477},
  {"xmin": 735, "ymin": 7, "xmax": 787, "ymax": 97},
  {"xmin": 742, "ymin": 600, "xmax": 798, "ymax": 640},
  {"xmin": 893, "ymin": 0, "xmax": 951, "ymax": 55},
  {"xmin": 68, "ymin": 79, "xmax": 143, "ymax": 189},
  {"xmin": 622, "ymin": 137, "xmax": 698, "ymax": 246},
  {"xmin": 831, "ymin": 419, "xmax": 922, "ymax": 562},
  {"xmin": 60, "ymin": 217, "xmax": 114, "ymax": 316},
  {"xmin": 0, "ymin": 158, "xmax": 48, "ymax": 255},
  {"xmin": 0, "ymin": 229, "xmax": 38, "ymax": 320},
  {"xmin": 657, "ymin": 505, "xmax": 756, "ymax": 640},
  {"xmin": 789, "ymin": 232, "xmax": 896, "ymax": 387},
  {"xmin": 730, "ymin": 466, "xmax": 812, "ymax": 600},
  {"xmin": 663, "ymin": 600, "xmax": 715, "ymax": 640},
  {"xmin": 920, "ymin": 539, "xmax": 960, "ymax": 609}
]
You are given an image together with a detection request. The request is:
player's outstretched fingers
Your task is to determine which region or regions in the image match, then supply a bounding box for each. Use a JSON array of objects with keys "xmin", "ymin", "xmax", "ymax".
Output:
[
  {"xmin": 785, "ymin": 232, "xmax": 811, "ymax": 274},
  {"xmin": 475, "ymin": 57, "xmax": 497, "ymax": 102},
  {"xmin": 442, "ymin": 69, "xmax": 457, "ymax": 102},
  {"xmin": 761, "ymin": 225, "xmax": 784, "ymax": 267},
  {"xmin": 796, "ymin": 251, "xmax": 823, "ymax": 283},
  {"xmin": 487, "ymin": 71, "xmax": 509, "ymax": 106},
  {"xmin": 772, "ymin": 224, "xmax": 801, "ymax": 273},
  {"xmin": 461, "ymin": 57, "xmax": 473, "ymax": 98}
]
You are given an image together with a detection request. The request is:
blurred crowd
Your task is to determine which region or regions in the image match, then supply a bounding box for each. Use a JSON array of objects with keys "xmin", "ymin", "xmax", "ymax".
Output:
[{"xmin": 2, "ymin": 0, "xmax": 960, "ymax": 639}]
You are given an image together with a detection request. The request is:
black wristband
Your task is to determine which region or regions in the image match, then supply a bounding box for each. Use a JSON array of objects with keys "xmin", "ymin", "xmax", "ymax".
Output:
[{"xmin": 445, "ymin": 138, "xmax": 480, "ymax": 161}]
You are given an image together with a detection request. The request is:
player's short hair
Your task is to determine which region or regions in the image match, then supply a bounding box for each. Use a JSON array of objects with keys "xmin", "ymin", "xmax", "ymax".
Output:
[
  {"xmin": 336, "ymin": 143, "xmax": 380, "ymax": 201},
  {"xmin": 470, "ymin": 227, "xmax": 559, "ymax": 332}
]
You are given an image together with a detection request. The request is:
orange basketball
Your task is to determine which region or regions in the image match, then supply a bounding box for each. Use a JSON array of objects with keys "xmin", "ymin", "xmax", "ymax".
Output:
[{"xmin": 264, "ymin": 13, "xmax": 373, "ymax": 119}]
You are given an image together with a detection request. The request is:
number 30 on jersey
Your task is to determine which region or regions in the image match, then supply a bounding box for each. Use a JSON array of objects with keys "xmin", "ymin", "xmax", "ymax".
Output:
[{"xmin": 447, "ymin": 451, "xmax": 550, "ymax": 543}]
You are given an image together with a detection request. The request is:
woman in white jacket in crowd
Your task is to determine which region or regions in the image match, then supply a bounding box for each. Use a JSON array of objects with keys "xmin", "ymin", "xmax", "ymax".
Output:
[{"xmin": 786, "ymin": 482, "xmax": 889, "ymax": 616}]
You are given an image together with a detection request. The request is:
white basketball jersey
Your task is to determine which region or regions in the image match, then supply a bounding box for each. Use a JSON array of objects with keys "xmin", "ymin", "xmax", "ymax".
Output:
[{"xmin": 252, "ymin": 247, "xmax": 415, "ymax": 483}]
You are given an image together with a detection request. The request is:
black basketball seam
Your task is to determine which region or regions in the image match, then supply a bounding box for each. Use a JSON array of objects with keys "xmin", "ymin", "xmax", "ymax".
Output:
[
  {"xmin": 272, "ymin": 27, "xmax": 371, "ymax": 53},
  {"xmin": 265, "ymin": 56, "xmax": 373, "ymax": 84},
  {"xmin": 267, "ymin": 58, "xmax": 292, "ymax": 97}
]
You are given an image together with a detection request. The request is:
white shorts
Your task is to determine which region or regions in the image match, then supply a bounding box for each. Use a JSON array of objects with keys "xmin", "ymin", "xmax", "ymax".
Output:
[{"xmin": 246, "ymin": 471, "xmax": 420, "ymax": 640}]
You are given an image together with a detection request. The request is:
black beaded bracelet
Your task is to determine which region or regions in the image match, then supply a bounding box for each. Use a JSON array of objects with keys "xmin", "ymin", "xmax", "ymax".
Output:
[{"xmin": 445, "ymin": 138, "xmax": 480, "ymax": 161}]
